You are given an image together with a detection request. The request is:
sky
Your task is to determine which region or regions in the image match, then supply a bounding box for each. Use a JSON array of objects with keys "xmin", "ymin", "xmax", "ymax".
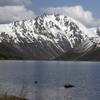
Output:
[
  {"xmin": 0, "ymin": 0, "xmax": 100, "ymax": 27},
  {"xmin": 32, "ymin": 0, "xmax": 100, "ymax": 18}
]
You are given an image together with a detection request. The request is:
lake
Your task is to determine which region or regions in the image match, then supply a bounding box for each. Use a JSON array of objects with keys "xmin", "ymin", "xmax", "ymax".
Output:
[{"xmin": 0, "ymin": 61, "xmax": 100, "ymax": 100}]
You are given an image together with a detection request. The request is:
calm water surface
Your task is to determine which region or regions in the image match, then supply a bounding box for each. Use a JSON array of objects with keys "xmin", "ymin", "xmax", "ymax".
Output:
[{"xmin": 0, "ymin": 61, "xmax": 100, "ymax": 100}]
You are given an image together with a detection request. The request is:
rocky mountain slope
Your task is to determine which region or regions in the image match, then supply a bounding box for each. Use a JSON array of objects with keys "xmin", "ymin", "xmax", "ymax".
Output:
[{"xmin": 0, "ymin": 14, "xmax": 100, "ymax": 60}]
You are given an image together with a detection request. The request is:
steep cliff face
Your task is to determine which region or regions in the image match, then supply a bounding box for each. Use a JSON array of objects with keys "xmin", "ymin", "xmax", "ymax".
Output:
[{"xmin": 0, "ymin": 14, "xmax": 99, "ymax": 60}]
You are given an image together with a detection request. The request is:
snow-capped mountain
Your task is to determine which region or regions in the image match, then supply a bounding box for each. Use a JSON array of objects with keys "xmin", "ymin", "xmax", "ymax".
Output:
[{"xmin": 0, "ymin": 14, "xmax": 99, "ymax": 60}]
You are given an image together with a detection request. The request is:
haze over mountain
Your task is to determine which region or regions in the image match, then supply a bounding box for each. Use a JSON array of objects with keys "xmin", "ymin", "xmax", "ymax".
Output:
[{"xmin": 0, "ymin": 13, "xmax": 100, "ymax": 60}]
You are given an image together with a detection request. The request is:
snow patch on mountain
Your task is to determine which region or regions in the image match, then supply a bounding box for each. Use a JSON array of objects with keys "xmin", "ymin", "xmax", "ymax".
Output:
[{"xmin": 89, "ymin": 27, "xmax": 100, "ymax": 37}]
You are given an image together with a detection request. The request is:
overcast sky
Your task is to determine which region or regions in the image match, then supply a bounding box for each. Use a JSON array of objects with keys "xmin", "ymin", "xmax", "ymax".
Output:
[{"xmin": 0, "ymin": 0, "xmax": 100, "ymax": 27}]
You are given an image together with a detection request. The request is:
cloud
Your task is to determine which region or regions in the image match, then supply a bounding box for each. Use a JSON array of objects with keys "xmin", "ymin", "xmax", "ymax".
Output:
[
  {"xmin": 0, "ymin": 6, "xmax": 35, "ymax": 24},
  {"xmin": 43, "ymin": 5, "xmax": 100, "ymax": 27},
  {"xmin": 0, "ymin": 0, "xmax": 35, "ymax": 24}
]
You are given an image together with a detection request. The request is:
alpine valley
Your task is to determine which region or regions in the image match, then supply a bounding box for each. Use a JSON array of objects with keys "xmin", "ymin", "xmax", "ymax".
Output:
[{"xmin": 0, "ymin": 14, "xmax": 100, "ymax": 60}]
